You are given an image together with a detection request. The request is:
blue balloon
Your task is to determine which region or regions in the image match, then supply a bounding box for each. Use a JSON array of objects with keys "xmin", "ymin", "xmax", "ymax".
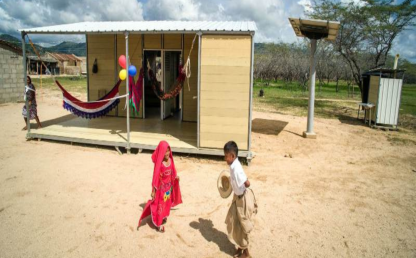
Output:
[{"xmin": 128, "ymin": 65, "xmax": 137, "ymax": 76}]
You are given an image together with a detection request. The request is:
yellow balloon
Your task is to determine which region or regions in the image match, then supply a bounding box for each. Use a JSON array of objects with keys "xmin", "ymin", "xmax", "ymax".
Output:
[{"xmin": 119, "ymin": 69, "xmax": 127, "ymax": 80}]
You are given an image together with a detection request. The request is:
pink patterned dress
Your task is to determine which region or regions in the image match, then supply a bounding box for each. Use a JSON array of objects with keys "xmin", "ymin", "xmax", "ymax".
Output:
[
  {"xmin": 150, "ymin": 160, "xmax": 175, "ymax": 226},
  {"xmin": 138, "ymin": 141, "xmax": 182, "ymax": 229}
]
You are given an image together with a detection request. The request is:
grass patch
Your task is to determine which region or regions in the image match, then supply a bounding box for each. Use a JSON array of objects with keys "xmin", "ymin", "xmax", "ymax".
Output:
[
  {"xmin": 387, "ymin": 128, "xmax": 416, "ymax": 146},
  {"xmin": 254, "ymin": 80, "xmax": 416, "ymax": 130},
  {"xmin": 254, "ymin": 80, "xmax": 360, "ymax": 119},
  {"xmin": 400, "ymin": 84, "xmax": 416, "ymax": 116},
  {"xmin": 31, "ymin": 76, "xmax": 87, "ymax": 94},
  {"xmin": 387, "ymin": 136, "xmax": 416, "ymax": 146},
  {"xmin": 254, "ymin": 79, "xmax": 362, "ymax": 100}
]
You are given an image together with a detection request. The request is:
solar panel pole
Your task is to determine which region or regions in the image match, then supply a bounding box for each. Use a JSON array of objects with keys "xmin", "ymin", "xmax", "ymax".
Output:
[
  {"xmin": 125, "ymin": 31, "xmax": 131, "ymax": 154},
  {"xmin": 304, "ymin": 39, "xmax": 317, "ymax": 139}
]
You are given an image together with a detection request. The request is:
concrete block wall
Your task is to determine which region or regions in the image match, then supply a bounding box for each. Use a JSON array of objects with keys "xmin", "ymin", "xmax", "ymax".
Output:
[{"xmin": 0, "ymin": 48, "xmax": 24, "ymax": 104}]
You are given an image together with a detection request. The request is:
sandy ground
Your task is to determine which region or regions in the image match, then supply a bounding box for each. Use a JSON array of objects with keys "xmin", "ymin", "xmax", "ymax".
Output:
[{"xmin": 1, "ymin": 90, "xmax": 415, "ymax": 258}]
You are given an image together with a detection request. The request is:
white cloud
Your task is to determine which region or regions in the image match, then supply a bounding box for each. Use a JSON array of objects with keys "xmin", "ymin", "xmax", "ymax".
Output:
[
  {"xmin": 145, "ymin": 0, "xmax": 201, "ymax": 20},
  {"xmin": 392, "ymin": 29, "xmax": 416, "ymax": 63},
  {"xmin": 0, "ymin": 0, "xmax": 144, "ymax": 31},
  {"xmin": 340, "ymin": 0, "xmax": 366, "ymax": 6},
  {"xmin": 142, "ymin": 0, "xmax": 309, "ymax": 43},
  {"xmin": 0, "ymin": 0, "xmax": 144, "ymax": 45},
  {"xmin": 298, "ymin": 0, "xmax": 312, "ymax": 13},
  {"xmin": 0, "ymin": 0, "xmax": 414, "ymax": 62}
]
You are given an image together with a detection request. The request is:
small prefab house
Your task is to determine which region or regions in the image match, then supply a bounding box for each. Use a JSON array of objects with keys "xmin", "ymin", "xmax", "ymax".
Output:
[
  {"xmin": 19, "ymin": 21, "xmax": 256, "ymax": 163},
  {"xmin": 362, "ymin": 68, "xmax": 405, "ymax": 129}
]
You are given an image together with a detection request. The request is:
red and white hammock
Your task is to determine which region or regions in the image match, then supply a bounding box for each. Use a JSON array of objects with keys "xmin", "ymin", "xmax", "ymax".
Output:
[{"xmin": 55, "ymin": 80, "xmax": 123, "ymax": 119}]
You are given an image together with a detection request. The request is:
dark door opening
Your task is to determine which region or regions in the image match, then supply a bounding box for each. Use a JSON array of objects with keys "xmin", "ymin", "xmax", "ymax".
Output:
[
  {"xmin": 163, "ymin": 51, "xmax": 182, "ymax": 120},
  {"xmin": 144, "ymin": 50, "xmax": 162, "ymax": 119}
]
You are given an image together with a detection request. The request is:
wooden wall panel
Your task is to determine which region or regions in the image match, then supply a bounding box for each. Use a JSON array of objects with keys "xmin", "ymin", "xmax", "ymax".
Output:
[
  {"xmin": 87, "ymin": 35, "xmax": 116, "ymax": 115},
  {"xmin": 164, "ymin": 34, "xmax": 182, "ymax": 49},
  {"xmin": 200, "ymin": 35, "xmax": 251, "ymax": 150},
  {"xmin": 144, "ymin": 34, "xmax": 162, "ymax": 49}
]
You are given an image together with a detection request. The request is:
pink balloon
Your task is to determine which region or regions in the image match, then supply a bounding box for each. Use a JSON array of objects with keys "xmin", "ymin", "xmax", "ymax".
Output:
[{"xmin": 118, "ymin": 55, "xmax": 126, "ymax": 69}]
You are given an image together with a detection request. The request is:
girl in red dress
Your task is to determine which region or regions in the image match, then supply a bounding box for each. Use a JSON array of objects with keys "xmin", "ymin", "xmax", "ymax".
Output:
[{"xmin": 138, "ymin": 141, "xmax": 182, "ymax": 232}]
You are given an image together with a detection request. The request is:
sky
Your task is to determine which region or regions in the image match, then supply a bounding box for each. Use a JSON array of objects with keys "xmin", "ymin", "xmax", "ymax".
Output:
[{"xmin": 0, "ymin": 0, "xmax": 414, "ymax": 62}]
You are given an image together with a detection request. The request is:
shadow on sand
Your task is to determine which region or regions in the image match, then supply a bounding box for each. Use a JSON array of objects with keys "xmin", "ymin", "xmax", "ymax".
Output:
[
  {"xmin": 252, "ymin": 118, "xmax": 288, "ymax": 136},
  {"xmin": 189, "ymin": 218, "xmax": 235, "ymax": 256}
]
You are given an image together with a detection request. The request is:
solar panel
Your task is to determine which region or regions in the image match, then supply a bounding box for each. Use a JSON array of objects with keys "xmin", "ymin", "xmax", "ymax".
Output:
[{"xmin": 288, "ymin": 18, "xmax": 340, "ymax": 41}]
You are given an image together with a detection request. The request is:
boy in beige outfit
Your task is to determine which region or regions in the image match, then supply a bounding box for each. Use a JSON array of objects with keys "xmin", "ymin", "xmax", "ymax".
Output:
[{"xmin": 224, "ymin": 141, "xmax": 258, "ymax": 258}]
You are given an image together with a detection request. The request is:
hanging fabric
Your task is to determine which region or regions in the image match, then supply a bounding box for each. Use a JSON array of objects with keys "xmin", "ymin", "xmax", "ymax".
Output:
[
  {"xmin": 128, "ymin": 68, "xmax": 144, "ymax": 116},
  {"xmin": 55, "ymin": 80, "xmax": 123, "ymax": 119},
  {"xmin": 148, "ymin": 65, "xmax": 186, "ymax": 101}
]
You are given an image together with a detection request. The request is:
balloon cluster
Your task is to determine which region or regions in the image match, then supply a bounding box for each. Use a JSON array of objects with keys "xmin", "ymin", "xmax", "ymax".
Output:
[{"xmin": 118, "ymin": 55, "xmax": 137, "ymax": 80}]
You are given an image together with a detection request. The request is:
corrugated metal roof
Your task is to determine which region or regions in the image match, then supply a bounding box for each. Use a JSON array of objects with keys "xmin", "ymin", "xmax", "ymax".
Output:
[
  {"xmin": 19, "ymin": 21, "xmax": 257, "ymax": 34},
  {"xmin": 27, "ymin": 55, "xmax": 58, "ymax": 63},
  {"xmin": 47, "ymin": 52, "xmax": 82, "ymax": 62}
]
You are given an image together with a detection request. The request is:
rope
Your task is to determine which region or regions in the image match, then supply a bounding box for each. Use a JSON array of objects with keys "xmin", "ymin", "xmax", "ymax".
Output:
[{"xmin": 182, "ymin": 34, "xmax": 197, "ymax": 91}]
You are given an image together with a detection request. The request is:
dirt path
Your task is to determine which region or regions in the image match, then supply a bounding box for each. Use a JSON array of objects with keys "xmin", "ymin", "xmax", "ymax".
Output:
[{"xmin": 0, "ymin": 92, "xmax": 415, "ymax": 257}]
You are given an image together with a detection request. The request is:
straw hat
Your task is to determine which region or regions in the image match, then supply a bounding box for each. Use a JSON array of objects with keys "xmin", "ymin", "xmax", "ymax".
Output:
[{"xmin": 217, "ymin": 170, "xmax": 232, "ymax": 199}]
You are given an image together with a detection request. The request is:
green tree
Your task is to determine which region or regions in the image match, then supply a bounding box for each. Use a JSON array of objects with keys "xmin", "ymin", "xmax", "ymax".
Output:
[{"xmin": 309, "ymin": 0, "xmax": 416, "ymax": 93}]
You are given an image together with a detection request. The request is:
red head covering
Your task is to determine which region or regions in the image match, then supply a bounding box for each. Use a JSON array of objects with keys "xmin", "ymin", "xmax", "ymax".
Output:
[{"xmin": 151, "ymin": 140, "xmax": 177, "ymax": 189}]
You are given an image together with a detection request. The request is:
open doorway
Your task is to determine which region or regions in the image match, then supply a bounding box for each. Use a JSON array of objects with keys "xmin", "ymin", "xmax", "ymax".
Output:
[
  {"xmin": 144, "ymin": 50, "xmax": 162, "ymax": 119},
  {"xmin": 163, "ymin": 51, "xmax": 182, "ymax": 120},
  {"xmin": 144, "ymin": 50, "xmax": 182, "ymax": 120}
]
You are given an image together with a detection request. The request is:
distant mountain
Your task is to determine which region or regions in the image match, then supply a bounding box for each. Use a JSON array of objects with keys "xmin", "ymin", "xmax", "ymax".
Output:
[
  {"xmin": 46, "ymin": 41, "xmax": 86, "ymax": 56},
  {"xmin": 0, "ymin": 34, "xmax": 47, "ymax": 55},
  {"xmin": 0, "ymin": 34, "xmax": 86, "ymax": 56},
  {"xmin": 0, "ymin": 34, "xmax": 20, "ymax": 43}
]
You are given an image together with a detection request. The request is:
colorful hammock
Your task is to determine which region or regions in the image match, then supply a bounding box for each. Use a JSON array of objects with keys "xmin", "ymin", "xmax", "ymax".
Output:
[
  {"xmin": 148, "ymin": 65, "xmax": 186, "ymax": 100},
  {"xmin": 55, "ymin": 80, "xmax": 122, "ymax": 119}
]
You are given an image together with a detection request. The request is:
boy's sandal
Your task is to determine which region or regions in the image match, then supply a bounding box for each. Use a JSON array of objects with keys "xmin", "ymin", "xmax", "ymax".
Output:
[{"xmin": 157, "ymin": 225, "xmax": 165, "ymax": 233}]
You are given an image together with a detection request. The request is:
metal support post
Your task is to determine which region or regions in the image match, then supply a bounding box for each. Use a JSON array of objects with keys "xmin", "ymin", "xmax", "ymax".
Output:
[
  {"xmin": 303, "ymin": 39, "xmax": 317, "ymax": 139},
  {"xmin": 125, "ymin": 32, "xmax": 131, "ymax": 153}
]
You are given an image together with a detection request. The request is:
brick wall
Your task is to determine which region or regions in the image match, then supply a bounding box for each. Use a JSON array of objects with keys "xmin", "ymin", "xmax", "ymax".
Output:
[
  {"xmin": 65, "ymin": 66, "xmax": 82, "ymax": 75},
  {"xmin": 0, "ymin": 47, "xmax": 24, "ymax": 104}
]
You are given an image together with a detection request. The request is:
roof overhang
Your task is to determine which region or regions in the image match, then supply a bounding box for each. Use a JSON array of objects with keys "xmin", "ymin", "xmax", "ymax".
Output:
[
  {"xmin": 288, "ymin": 18, "xmax": 340, "ymax": 40},
  {"xmin": 0, "ymin": 40, "xmax": 23, "ymax": 55},
  {"xmin": 19, "ymin": 21, "xmax": 257, "ymax": 35}
]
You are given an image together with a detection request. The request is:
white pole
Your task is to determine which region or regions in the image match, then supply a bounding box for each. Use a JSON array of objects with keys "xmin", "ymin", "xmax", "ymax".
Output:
[
  {"xmin": 22, "ymin": 33, "xmax": 30, "ymax": 135},
  {"xmin": 248, "ymin": 32, "xmax": 254, "ymax": 156},
  {"xmin": 393, "ymin": 54, "xmax": 400, "ymax": 69},
  {"xmin": 304, "ymin": 39, "xmax": 317, "ymax": 139},
  {"xmin": 197, "ymin": 32, "xmax": 202, "ymax": 148},
  {"xmin": 125, "ymin": 32, "xmax": 131, "ymax": 153}
]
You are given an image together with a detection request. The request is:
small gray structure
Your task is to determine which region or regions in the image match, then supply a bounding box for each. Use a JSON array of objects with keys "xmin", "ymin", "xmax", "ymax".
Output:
[
  {"xmin": 0, "ymin": 40, "xmax": 24, "ymax": 104},
  {"xmin": 362, "ymin": 68, "xmax": 405, "ymax": 129}
]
